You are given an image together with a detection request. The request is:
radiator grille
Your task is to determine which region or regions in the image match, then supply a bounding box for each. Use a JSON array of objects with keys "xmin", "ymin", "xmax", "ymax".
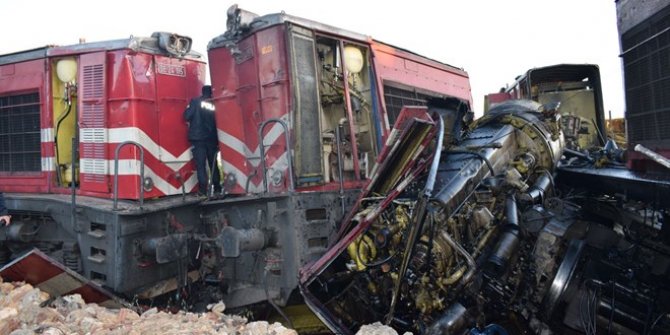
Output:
[
  {"xmin": 622, "ymin": 5, "xmax": 670, "ymax": 144},
  {"xmin": 0, "ymin": 92, "xmax": 41, "ymax": 172},
  {"xmin": 292, "ymin": 30, "xmax": 323, "ymax": 183},
  {"xmin": 383, "ymin": 85, "xmax": 433, "ymax": 125}
]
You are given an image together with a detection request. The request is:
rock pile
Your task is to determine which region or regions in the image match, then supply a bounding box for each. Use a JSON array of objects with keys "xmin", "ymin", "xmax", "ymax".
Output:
[
  {"xmin": 0, "ymin": 278, "xmax": 297, "ymax": 335},
  {"xmin": 356, "ymin": 322, "xmax": 412, "ymax": 335}
]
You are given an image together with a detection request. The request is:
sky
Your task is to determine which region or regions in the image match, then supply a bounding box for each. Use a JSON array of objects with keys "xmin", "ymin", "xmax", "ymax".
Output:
[{"xmin": 0, "ymin": 0, "xmax": 625, "ymax": 118}]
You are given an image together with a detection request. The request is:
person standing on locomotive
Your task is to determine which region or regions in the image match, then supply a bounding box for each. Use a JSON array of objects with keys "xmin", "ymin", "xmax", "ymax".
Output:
[
  {"xmin": 0, "ymin": 193, "xmax": 11, "ymax": 226},
  {"xmin": 184, "ymin": 85, "xmax": 221, "ymax": 196}
]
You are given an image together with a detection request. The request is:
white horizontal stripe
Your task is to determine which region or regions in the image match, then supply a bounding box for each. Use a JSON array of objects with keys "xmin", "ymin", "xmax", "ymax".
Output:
[
  {"xmin": 80, "ymin": 128, "xmax": 108, "ymax": 143},
  {"xmin": 81, "ymin": 158, "xmax": 197, "ymax": 195},
  {"xmin": 41, "ymin": 156, "xmax": 55, "ymax": 171},
  {"xmin": 108, "ymin": 127, "xmax": 192, "ymax": 171},
  {"xmin": 81, "ymin": 158, "xmax": 108, "ymax": 175},
  {"xmin": 41, "ymin": 128, "xmax": 54, "ymax": 143}
]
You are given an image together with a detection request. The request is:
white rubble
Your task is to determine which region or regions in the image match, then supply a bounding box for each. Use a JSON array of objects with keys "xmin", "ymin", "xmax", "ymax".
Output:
[{"xmin": 0, "ymin": 277, "xmax": 297, "ymax": 335}]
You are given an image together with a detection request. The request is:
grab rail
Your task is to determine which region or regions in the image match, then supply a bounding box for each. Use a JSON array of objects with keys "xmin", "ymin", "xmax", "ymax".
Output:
[
  {"xmin": 113, "ymin": 141, "xmax": 145, "ymax": 210},
  {"xmin": 258, "ymin": 118, "xmax": 294, "ymax": 193}
]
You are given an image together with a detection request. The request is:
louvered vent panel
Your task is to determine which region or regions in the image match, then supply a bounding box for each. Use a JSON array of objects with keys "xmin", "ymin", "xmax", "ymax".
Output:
[{"xmin": 78, "ymin": 54, "xmax": 109, "ymax": 190}]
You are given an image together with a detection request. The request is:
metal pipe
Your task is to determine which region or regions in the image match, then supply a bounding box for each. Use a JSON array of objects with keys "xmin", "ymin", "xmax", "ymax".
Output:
[
  {"xmin": 175, "ymin": 172, "xmax": 186, "ymax": 202},
  {"xmin": 180, "ymin": 175, "xmax": 186, "ymax": 202},
  {"xmin": 425, "ymin": 115, "xmax": 445, "ymax": 196},
  {"xmin": 486, "ymin": 196, "xmax": 520, "ymax": 275},
  {"xmin": 634, "ymin": 144, "xmax": 670, "ymax": 170},
  {"xmin": 335, "ymin": 126, "xmax": 346, "ymax": 216},
  {"xmin": 520, "ymin": 171, "xmax": 552, "ymax": 205},
  {"xmin": 386, "ymin": 114, "xmax": 444, "ymax": 324},
  {"xmin": 54, "ymin": 99, "xmax": 73, "ymax": 186},
  {"xmin": 113, "ymin": 141, "xmax": 145, "ymax": 210},
  {"xmin": 505, "ymin": 195, "xmax": 519, "ymax": 226},
  {"xmin": 258, "ymin": 118, "xmax": 294, "ymax": 193},
  {"xmin": 338, "ymin": 40, "xmax": 361, "ymax": 180},
  {"xmin": 564, "ymin": 148, "xmax": 595, "ymax": 163},
  {"xmin": 440, "ymin": 230, "xmax": 477, "ymax": 284},
  {"xmin": 71, "ymin": 137, "xmax": 77, "ymax": 230},
  {"xmin": 244, "ymin": 169, "xmax": 257, "ymax": 194}
]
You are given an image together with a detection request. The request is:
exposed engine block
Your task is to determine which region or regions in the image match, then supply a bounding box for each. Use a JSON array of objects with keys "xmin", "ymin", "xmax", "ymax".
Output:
[{"xmin": 301, "ymin": 100, "xmax": 670, "ymax": 334}]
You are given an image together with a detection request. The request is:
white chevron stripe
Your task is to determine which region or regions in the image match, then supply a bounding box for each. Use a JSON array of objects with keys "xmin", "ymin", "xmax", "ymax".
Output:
[
  {"xmin": 223, "ymin": 161, "xmax": 263, "ymax": 193},
  {"xmin": 223, "ymin": 152, "xmax": 289, "ymax": 193},
  {"xmin": 218, "ymin": 129, "xmax": 253, "ymax": 158},
  {"xmin": 105, "ymin": 127, "xmax": 193, "ymax": 171},
  {"xmin": 217, "ymin": 118, "xmax": 288, "ymax": 168},
  {"xmin": 81, "ymin": 158, "xmax": 197, "ymax": 195}
]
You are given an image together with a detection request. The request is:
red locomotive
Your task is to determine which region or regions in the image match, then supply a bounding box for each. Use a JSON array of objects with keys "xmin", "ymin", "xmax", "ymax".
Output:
[{"xmin": 0, "ymin": 6, "xmax": 472, "ymax": 309}]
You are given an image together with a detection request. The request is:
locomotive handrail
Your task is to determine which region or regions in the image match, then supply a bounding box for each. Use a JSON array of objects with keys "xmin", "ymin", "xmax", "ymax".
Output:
[
  {"xmin": 258, "ymin": 118, "xmax": 294, "ymax": 193},
  {"xmin": 113, "ymin": 141, "xmax": 145, "ymax": 210}
]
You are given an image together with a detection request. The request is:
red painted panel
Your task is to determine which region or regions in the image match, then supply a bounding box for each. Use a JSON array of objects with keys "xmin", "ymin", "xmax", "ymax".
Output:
[
  {"xmin": 0, "ymin": 58, "xmax": 50, "ymax": 193},
  {"xmin": 105, "ymin": 51, "xmax": 157, "ymax": 199},
  {"xmin": 371, "ymin": 42, "xmax": 472, "ymax": 106},
  {"xmin": 210, "ymin": 46, "xmax": 246, "ymax": 194},
  {"xmin": 210, "ymin": 26, "xmax": 294, "ymax": 194},
  {"xmin": 256, "ymin": 26, "xmax": 291, "ymax": 193},
  {"xmin": 104, "ymin": 51, "xmax": 203, "ymax": 199},
  {"xmin": 210, "ymin": 35, "xmax": 264, "ymax": 194},
  {"xmin": 236, "ymin": 36, "xmax": 262, "ymax": 176},
  {"xmin": 0, "ymin": 249, "xmax": 124, "ymax": 307},
  {"xmin": 154, "ymin": 54, "xmax": 203, "ymax": 160},
  {"xmin": 486, "ymin": 92, "xmax": 513, "ymax": 106}
]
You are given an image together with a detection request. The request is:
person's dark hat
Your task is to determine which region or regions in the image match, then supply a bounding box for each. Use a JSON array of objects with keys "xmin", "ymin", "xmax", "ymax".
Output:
[{"xmin": 202, "ymin": 85, "xmax": 212, "ymax": 96}]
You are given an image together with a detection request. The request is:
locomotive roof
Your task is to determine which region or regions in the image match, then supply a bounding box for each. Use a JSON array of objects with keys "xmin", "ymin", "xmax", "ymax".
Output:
[
  {"xmin": 0, "ymin": 33, "xmax": 203, "ymax": 66},
  {"xmin": 208, "ymin": 6, "xmax": 464, "ymax": 73},
  {"xmin": 208, "ymin": 8, "xmax": 370, "ymax": 50}
]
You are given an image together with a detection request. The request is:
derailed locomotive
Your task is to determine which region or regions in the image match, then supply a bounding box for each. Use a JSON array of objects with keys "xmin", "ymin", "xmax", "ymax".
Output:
[
  {"xmin": 0, "ymin": 6, "xmax": 473, "ymax": 309},
  {"xmin": 300, "ymin": 98, "xmax": 670, "ymax": 332}
]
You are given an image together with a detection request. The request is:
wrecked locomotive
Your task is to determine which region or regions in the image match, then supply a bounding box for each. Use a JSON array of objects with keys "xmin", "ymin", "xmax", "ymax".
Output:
[
  {"xmin": 0, "ymin": 6, "xmax": 473, "ymax": 310},
  {"xmin": 300, "ymin": 75, "xmax": 670, "ymax": 333}
]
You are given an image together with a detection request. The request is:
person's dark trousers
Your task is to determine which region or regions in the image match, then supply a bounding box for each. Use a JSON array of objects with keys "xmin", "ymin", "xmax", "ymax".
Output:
[{"xmin": 192, "ymin": 142, "xmax": 221, "ymax": 195}]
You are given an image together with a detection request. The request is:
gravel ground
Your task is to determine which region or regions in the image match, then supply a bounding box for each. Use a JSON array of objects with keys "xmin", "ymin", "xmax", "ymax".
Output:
[{"xmin": 0, "ymin": 277, "xmax": 297, "ymax": 335}]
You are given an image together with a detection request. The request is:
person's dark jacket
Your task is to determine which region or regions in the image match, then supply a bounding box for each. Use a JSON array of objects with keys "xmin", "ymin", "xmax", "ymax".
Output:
[
  {"xmin": 0, "ymin": 193, "xmax": 7, "ymax": 216},
  {"xmin": 184, "ymin": 97, "xmax": 217, "ymax": 143}
]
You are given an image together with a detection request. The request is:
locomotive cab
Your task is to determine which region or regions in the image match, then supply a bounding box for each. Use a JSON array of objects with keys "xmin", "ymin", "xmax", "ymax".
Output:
[{"xmin": 208, "ymin": 6, "xmax": 472, "ymax": 196}]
